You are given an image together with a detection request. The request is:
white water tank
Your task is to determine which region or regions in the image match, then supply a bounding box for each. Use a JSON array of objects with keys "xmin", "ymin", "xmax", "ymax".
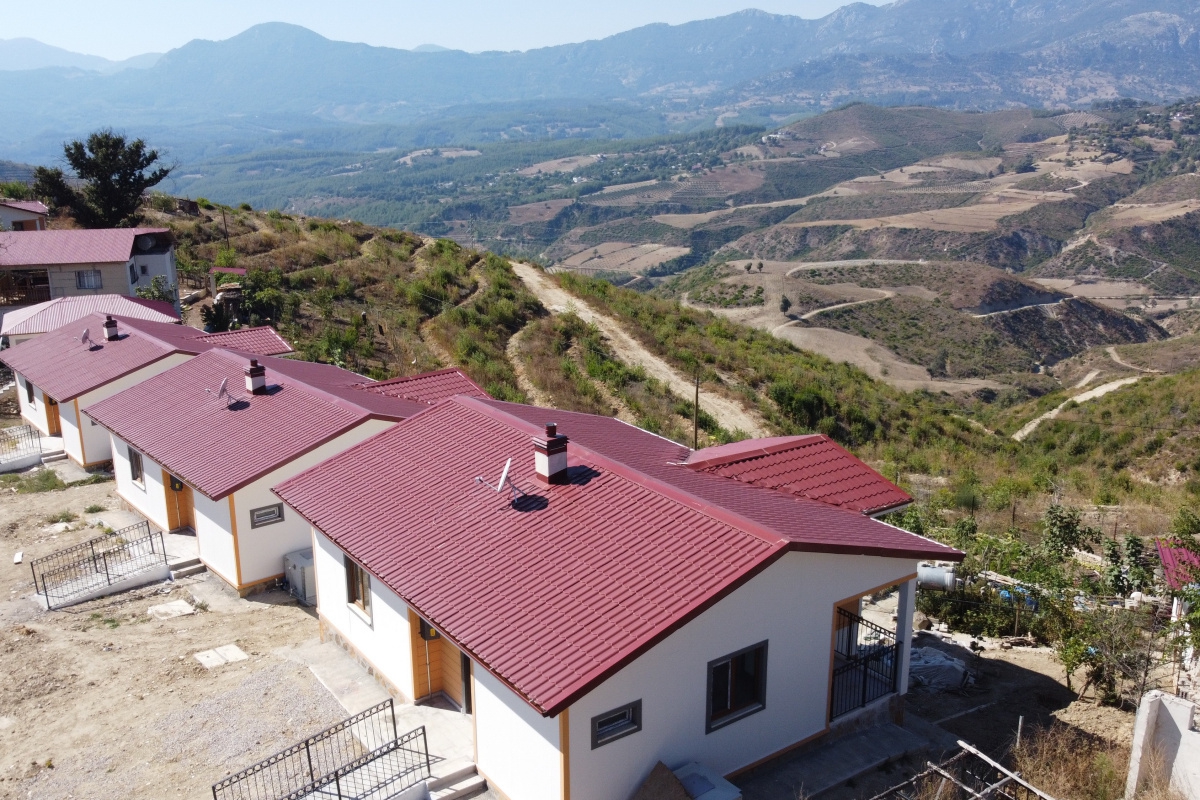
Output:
[
  {"xmin": 284, "ymin": 548, "xmax": 316, "ymax": 606},
  {"xmin": 917, "ymin": 562, "xmax": 958, "ymax": 591}
]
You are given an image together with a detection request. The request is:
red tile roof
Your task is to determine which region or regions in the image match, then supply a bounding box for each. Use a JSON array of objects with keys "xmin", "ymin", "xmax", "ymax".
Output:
[
  {"xmin": 84, "ymin": 351, "xmax": 427, "ymax": 498},
  {"xmin": 1156, "ymin": 540, "xmax": 1200, "ymax": 592},
  {"xmin": 195, "ymin": 326, "xmax": 293, "ymax": 356},
  {"xmin": 683, "ymin": 435, "xmax": 912, "ymax": 516},
  {"xmin": 0, "ymin": 200, "xmax": 49, "ymax": 215},
  {"xmin": 0, "ymin": 313, "xmax": 290, "ymax": 400},
  {"xmin": 356, "ymin": 368, "xmax": 489, "ymax": 405},
  {"xmin": 0, "ymin": 294, "xmax": 179, "ymax": 337},
  {"xmin": 274, "ymin": 397, "xmax": 961, "ymax": 718},
  {"xmin": 0, "ymin": 228, "xmax": 170, "ymax": 266}
]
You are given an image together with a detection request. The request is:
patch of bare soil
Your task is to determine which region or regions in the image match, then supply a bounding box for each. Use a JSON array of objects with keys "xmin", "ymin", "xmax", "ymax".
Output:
[
  {"xmin": 507, "ymin": 198, "xmax": 575, "ymax": 224},
  {"xmin": 0, "ymin": 481, "xmax": 344, "ymax": 800},
  {"xmin": 512, "ymin": 262, "xmax": 770, "ymax": 436}
]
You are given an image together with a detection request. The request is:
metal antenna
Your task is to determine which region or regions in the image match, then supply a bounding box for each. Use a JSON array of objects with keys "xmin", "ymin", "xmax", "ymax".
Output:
[{"xmin": 475, "ymin": 457, "xmax": 526, "ymax": 501}]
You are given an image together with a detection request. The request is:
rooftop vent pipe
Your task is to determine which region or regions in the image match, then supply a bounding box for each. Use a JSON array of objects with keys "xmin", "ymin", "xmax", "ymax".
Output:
[
  {"xmin": 533, "ymin": 422, "xmax": 569, "ymax": 485},
  {"xmin": 244, "ymin": 359, "xmax": 267, "ymax": 395},
  {"xmin": 102, "ymin": 315, "xmax": 118, "ymax": 342}
]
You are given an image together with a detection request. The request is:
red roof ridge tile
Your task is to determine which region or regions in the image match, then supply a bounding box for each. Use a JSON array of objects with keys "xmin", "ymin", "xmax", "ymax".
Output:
[{"xmin": 682, "ymin": 434, "xmax": 827, "ymax": 471}]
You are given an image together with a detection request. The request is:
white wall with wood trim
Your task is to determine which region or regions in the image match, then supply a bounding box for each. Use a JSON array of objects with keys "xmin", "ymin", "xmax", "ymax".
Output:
[
  {"xmin": 193, "ymin": 489, "xmax": 237, "ymax": 586},
  {"xmin": 563, "ymin": 551, "xmax": 916, "ymax": 800},
  {"xmin": 110, "ymin": 434, "xmax": 171, "ymax": 531},
  {"xmin": 222, "ymin": 418, "xmax": 393, "ymax": 589},
  {"xmin": 67, "ymin": 353, "xmax": 191, "ymax": 466},
  {"xmin": 475, "ymin": 667, "xmax": 564, "ymax": 800},
  {"xmin": 312, "ymin": 528, "xmax": 417, "ymax": 698}
]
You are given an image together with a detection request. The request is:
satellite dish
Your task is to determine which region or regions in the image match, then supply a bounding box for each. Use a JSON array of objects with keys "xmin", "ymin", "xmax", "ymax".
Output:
[
  {"xmin": 217, "ymin": 378, "xmax": 228, "ymax": 400},
  {"xmin": 80, "ymin": 328, "xmax": 91, "ymax": 347},
  {"xmin": 496, "ymin": 457, "xmax": 512, "ymax": 493}
]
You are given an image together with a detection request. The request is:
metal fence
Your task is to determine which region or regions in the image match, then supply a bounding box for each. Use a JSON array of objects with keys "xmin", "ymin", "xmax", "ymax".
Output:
[
  {"xmin": 830, "ymin": 608, "xmax": 899, "ymax": 719},
  {"xmin": 0, "ymin": 424, "xmax": 40, "ymax": 469},
  {"xmin": 29, "ymin": 522, "xmax": 164, "ymax": 609},
  {"xmin": 213, "ymin": 700, "xmax": 431, "ymax": 800}
]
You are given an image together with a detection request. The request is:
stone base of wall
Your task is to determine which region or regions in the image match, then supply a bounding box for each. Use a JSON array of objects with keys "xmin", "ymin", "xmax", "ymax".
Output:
[{"xmin": 319, "ymin": 616, "xmax": 410, "ymax": 704}]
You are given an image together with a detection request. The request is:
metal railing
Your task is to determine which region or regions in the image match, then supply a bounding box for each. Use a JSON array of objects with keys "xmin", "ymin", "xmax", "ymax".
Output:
[
  {"xmin": 213, "ymin": 700, "xmax": 431, "ymax": 800},
  {"xmin": 29, "ymin": 522, "xmax": 164, "ymax": 609},
  {"xmin": 0, "ymin": 424, "xmax": 40, "ymax": 468},
  {"xmin": 830, "ymin": 607, "xmax": 899, "ymax": 720}
]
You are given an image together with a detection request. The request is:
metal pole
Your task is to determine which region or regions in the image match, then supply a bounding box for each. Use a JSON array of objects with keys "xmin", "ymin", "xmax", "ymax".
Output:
[
  {"xmin": 1016, "ymin": 715, "xmax": 1024, "ymax": 751},
  {"xmin": 956, "ymin": 740, "xmax": 1061, "ymax": 800},
  {"xmin": 693, "ymin": 369, "xmax": 699, "ymax": 450},
  {"xmin": 423, "ymin": 727, "xmax": 431, "ymax": 778},
  {"xmin": 101, "ymin": 551, "xmax": 111, "ymax": 585},
  {"xmin": 305, "ymin": 739, "xmax": 315, "ymax": 782}
]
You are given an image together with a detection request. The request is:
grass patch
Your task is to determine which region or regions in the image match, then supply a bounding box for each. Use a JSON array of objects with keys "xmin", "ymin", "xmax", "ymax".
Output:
[
  {"xmin": 0, "ymin": 469, "xmax": 66, "ymax": 493},
  {"xmin": 44, "ymin": 511, "xmax": 78, "ymax": 524},
  {"xmin": 84, "ymin": 504, "xmax": 105, "ymax": 514}
]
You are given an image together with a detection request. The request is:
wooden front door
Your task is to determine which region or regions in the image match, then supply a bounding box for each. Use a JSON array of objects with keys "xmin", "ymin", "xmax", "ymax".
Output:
[
  {"xmin": 165, "ymin": 472, "xmax": 195, "ymax": 531},
  {"xmin": 410, "ymin": 611, "xmax": 468, "ymax": 709},
  {"xmin": 45, "ymin": 398, "xmax": 61, "ymax": 435}
]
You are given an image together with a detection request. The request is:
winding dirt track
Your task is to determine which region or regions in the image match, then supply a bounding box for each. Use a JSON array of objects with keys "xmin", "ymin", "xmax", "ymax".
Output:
[
  {"xmin": 511, "ymin": 263, "xmax": 770, "ymax": 437},
  {"xmin": 1011, "ymin": 377, "xmax": 1142, "ymax": 442}
]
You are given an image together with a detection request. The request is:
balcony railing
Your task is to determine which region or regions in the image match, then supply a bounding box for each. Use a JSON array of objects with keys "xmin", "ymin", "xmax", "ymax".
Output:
[{"xmin": 830, "ymin": 607, "xmax": 899, "ymax": 720}]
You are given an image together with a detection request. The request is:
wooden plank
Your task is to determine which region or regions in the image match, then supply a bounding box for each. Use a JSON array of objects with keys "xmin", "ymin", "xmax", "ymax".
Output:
[{"xmin": 441, "ymin": 639, "xmax": 464, "ymax": 705}]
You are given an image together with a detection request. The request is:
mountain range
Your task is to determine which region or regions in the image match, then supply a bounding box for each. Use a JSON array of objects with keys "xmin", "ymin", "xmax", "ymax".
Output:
[{"xmin": 4, "ymin": 0, "xmax": 1200, "ymax": 163}]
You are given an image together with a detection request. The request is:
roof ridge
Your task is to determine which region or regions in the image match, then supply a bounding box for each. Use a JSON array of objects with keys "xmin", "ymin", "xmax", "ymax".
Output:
[
  {"xmin": 683, "ymin": 434, "xmax": 827, "ymax": 471},
  {"xmin": 453, "ymin": 396, "xmax": 794, "ymax": 549},
  {"xmin": 205, "ymin": 349, "xmax": 379, "ymax": 417}
]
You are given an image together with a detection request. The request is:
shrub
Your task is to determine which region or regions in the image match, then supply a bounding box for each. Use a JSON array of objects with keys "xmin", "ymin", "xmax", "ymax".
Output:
[
  {"xmin": 196, "ymin": 197, "xmax": 214, "ymax": 210},
  {"xmin": 45, "ymin": 510, "xmax": 78, "ymax": 524},
  {"xmin": 84, "ymin": 504, "xmax": 105, "ymax": 514}
]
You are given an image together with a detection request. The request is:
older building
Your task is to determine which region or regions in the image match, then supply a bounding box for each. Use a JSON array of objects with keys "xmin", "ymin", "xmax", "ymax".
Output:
[{"xmin": 0, "ymin": 227, "xmax": 176, "ymax": 306}]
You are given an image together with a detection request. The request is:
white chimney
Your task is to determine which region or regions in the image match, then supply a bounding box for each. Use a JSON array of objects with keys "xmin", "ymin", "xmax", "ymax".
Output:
[
  {"xmin": 533, "ymin": 422, "xmax": 569, "ymax": 485},
  {"xmin": 244, "ymin": 359, "xmax": 267, "ymax": 395},
  {"xmin": 102, "ymin": 315, "xmax": 118, "ymax": 342}
]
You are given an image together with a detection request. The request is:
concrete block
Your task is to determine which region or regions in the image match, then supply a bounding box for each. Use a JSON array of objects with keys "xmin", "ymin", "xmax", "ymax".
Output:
[
  {"xmin": 147, "ymin": 599, "xmax": 195, "ymax": 620},
  {"xmin": 195, "ymin": 644, "xmax": 249, "ymax": 668}
]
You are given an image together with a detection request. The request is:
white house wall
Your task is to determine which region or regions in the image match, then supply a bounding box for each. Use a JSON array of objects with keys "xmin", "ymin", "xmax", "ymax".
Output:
[
  {"xmin": 564, "ymin": 550, "xmax": 916, "ymax": 800},
  {"xmin": 73, "ymin": 354, "xmax": 191, "ymax": 465},
  {"xmin": 110, "ymin": 434, "xmax": 172, "ymax": 532},
  {"xmin": 313, "ymin": 529, "xmax": 417, "ymax": 699},
  {"xmin": 229, "ymin": 419, "xmax": 393, "ymax": 588},
  {"xmin": 15, "ymin": 372, "xmax": 48, "ymax": 435},
  {"xmin": 186, "ymin": 490, "xmax": 234, "ymax": 586},
  {"xmin": 475, "ymin": 667, "xmax": 564, "ymax": 800}
]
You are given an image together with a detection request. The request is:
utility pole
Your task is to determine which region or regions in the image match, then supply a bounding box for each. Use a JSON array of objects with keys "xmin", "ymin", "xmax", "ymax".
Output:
[
  {"xmin": 693, "ymin": 368, "xmax": 700, "ymax": 450},
  {"xmin": 220, "ymin": 207, "xmax": 230, "ymax": 247}
]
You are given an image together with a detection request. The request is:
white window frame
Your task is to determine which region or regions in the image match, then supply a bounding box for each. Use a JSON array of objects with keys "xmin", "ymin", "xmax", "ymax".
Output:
[
  {"xmin": 76, "ymin": 269, "xmax": 103, "ymax": 290},
  {"xmin": 249, "ymin": 503, "xmax": 284, "ymax": 528}
]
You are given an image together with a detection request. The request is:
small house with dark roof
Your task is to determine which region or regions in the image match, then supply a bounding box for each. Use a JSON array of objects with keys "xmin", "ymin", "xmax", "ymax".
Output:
[
  {"xmin": 273, "ymin": 397, "xmax": 962, "ymax": 800},
  {"xmin": 84, "ymin": 353, "xmax": 487, "ymax": 594},
  {"xmin": 0, "ymin": 313, "xmax": 292, "ymax": 466}
]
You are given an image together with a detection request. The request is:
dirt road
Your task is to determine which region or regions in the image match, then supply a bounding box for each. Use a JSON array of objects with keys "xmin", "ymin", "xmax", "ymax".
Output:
[
  {"xmin": 1012, "ymin": 377, "xmax": 1142, "ymax": 442},
  {"xmin": 799, "ymin": 289, "xmax": 894, "ymax": 320},
  {"xmin": 511, "ymin": 263, "xmax": 770, "ymax": 437}
]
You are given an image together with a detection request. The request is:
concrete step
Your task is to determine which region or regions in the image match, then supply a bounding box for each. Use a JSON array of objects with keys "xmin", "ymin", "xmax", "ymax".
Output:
[
  {"xmin": 41, "ymin": 452, "xmax": 67, "ymax": 463},
  {"xmin": 170, "ymin": 562, "xmax": 207, "ymax": 579},
  {"xmin": 169, "ymin": 557, "xmax": 202, "ymax": 570},
  {"xmin": 430, "ymin": 774, "xmax": 486, "ymax": 800}
]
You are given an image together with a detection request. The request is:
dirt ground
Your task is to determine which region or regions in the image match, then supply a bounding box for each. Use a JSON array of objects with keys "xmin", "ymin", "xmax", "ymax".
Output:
[{"xmin": 0, "ymin": 479, "xmax": 343, "ymax": 800}]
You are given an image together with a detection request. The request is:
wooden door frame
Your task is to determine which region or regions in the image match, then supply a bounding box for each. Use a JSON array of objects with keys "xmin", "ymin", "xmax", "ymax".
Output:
[{"xmin": 45, "ymin": 397, "xmax": 61, "ymax": 435}]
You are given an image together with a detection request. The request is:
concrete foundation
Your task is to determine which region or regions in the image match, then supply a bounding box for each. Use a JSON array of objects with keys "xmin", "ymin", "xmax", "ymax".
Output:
[{"xmin": 1127, "ymin": 690, "xmax": 1200, "ymax": 800}]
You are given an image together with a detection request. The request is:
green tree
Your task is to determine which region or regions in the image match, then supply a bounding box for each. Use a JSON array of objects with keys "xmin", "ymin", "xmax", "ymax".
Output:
[
  {"xmin": 200, "ymin": 303, "xmax": 233, "ymax": 333},
  {"xmin": 134, "ymin": 275, "xmax": 176, "ymax": 305},
  {"xmin": 32, "ymin": 130, "xmax": 171, "ymax": 228},
  {"xmin": 1041, "ymin": 504, "xmax": 1101, "ymax": 562},
  {"xmin": 1102, "ymin": 538, "xmax": 1128, "ymax": 595},
  {"xmin": 0, "ymin": 180, "xmax": 31, "ymax": 200}
]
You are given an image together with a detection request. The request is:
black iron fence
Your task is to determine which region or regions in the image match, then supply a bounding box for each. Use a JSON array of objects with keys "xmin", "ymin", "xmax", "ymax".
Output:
[
  {"xmin": 831, "ymin": 607, "xmax": 899, "ymax": 720},
  {"xmin": 29, "ymin": 522, "xmax": 164, "ymax": 609},
  {"xmin": 213, "ymin": 700, "xmax": 431, "ymax": 800},
  {"xmin": 0, "ymin": 424, "xmax": 40, "ymax": 468}
]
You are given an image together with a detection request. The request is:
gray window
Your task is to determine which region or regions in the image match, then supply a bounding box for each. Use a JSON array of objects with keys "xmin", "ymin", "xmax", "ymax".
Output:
[
  {"xmin": 76, "ymin": 269, "xmax": 102, "ymax": 290},
  {"xmin": 345, "ymin": 557, "xmax": 371, "ymax": 615},
  {"xmin": 250, "ymin": 503, "xmax": 284, "ymax": 528},
  {"xmin": 25, "ymin": 379, "xmax": 34, "ymax": 405},
  {"xmin": 128, "ymin": 447, "xmax": 144, "ymax": 486},
  {"xmin": 591, "ymin": 700, "xmax": 642, "ymax": 749},
  {"xmin": 706, "ymin": 641, "xmax": 768, "ymax": 733}
]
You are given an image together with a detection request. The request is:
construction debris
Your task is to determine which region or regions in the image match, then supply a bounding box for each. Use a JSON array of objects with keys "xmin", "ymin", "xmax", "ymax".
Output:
[
  {"xmin": 910, "ymin": 646, "xmax": 972, "ymax": 690},
  {"xmin": 870, "ymin": 740, "xmax": 1059, "ymax": 800}
]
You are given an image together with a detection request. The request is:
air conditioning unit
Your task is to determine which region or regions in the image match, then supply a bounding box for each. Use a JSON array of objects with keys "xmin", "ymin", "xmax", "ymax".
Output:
[{"xmin": 284, "ymin": 548, "xmax": 316, "ymax": 606}]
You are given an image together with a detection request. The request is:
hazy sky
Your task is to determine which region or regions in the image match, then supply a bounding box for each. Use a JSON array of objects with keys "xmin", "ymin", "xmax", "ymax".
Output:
[{"xmin": 2, "ymin": 0, "xmax": 883, "ymax": 60}]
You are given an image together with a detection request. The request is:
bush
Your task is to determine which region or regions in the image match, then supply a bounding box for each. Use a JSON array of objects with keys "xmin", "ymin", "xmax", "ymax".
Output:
[
  {"xmin": 196, "ymin": 197, "xmax": 214, "ymax": 210},
  {"xmin": 238, "ymin": 202, "xmax": 252, "ymax": 211}
]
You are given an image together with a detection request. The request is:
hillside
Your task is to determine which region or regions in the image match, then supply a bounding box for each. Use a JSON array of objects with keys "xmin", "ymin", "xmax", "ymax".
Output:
[{"xmin": 118, "ymin": 196, "xmax": 1200, "ymax": 547}]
